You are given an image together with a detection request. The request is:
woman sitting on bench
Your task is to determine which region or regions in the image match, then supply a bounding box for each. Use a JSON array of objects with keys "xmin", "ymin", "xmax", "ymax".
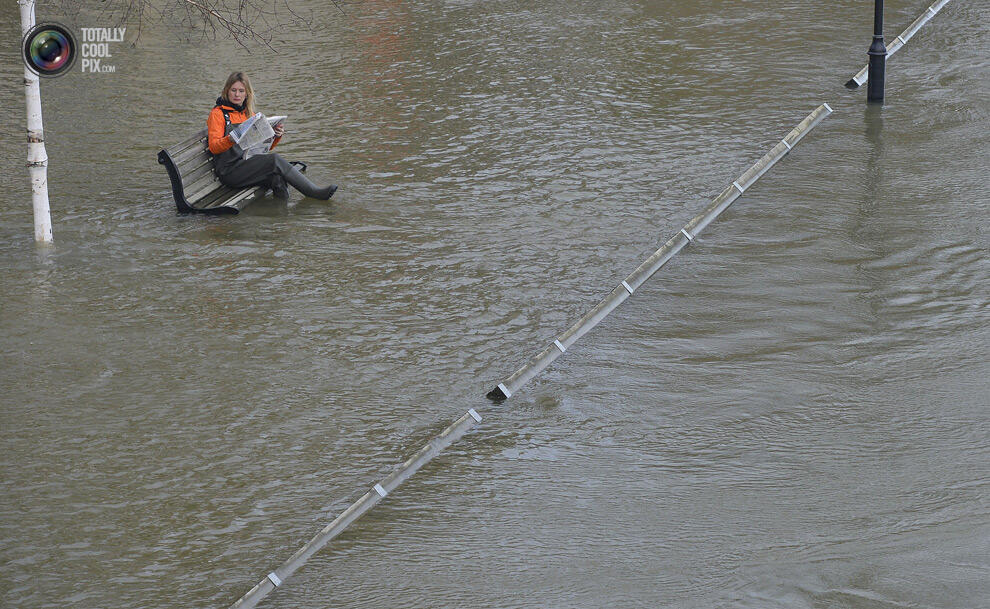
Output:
[{"xmin": 207, "ymin": 71, "xmax": 337, "ymax": 200}]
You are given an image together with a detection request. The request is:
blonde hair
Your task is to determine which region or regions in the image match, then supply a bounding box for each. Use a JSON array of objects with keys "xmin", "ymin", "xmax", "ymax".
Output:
[{"xmin": 221, "ymin": 71, "xmax": 256, "ymax": 115}]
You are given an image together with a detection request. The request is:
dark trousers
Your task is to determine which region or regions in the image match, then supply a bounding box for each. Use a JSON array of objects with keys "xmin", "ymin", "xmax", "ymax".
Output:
[{"xmin": 216, "ymin": 152, "xmax": 293, "ymax": 190}]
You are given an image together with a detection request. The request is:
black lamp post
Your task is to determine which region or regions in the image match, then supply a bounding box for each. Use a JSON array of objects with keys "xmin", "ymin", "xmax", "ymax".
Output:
[{"xmin": 867, "ymin": 0, "xmax": 887, "ymax": 103}]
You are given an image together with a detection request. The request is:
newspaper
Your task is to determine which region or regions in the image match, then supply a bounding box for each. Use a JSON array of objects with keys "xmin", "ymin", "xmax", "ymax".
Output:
[{"xmin": 229, "ymin": 114, "xmax": 287, "ymax": 159}]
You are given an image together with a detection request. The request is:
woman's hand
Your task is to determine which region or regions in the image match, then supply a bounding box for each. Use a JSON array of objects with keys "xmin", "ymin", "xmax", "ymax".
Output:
[{"xmin": 273, "ymin": 123, "xmax": 285, "ymax": 137}]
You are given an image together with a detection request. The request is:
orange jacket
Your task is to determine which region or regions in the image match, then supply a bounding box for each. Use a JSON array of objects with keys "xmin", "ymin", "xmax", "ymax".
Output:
[{"xmin": 207, "ymin": 102, "xmax": 282, "ymax": 155}]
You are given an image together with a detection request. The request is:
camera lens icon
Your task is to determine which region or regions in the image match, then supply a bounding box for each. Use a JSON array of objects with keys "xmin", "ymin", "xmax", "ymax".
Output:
[{"xmin": 22, "ymin": 23, "xmax": 77, "ymax": 77}]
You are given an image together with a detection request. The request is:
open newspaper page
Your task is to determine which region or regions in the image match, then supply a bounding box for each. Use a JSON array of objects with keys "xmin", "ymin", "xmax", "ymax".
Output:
[{"xmin": 229, "ymin": 113, "xmax": 286, "ymax": 159}]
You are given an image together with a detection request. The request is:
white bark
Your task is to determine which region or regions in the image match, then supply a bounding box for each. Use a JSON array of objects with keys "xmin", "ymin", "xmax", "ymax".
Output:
[{"xmin": 19, "ymin": 0, "xmax": 53, "ymax": 244}]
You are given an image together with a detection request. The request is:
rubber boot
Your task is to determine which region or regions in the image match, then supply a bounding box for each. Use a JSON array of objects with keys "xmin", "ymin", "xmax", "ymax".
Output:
[
  {"xmin": 283, "ymin": 163, "xmax": 337, "ymax": 200},
  {"xmin": 271, "ymin": 175, "xmax": 289, "ymax": 199}
]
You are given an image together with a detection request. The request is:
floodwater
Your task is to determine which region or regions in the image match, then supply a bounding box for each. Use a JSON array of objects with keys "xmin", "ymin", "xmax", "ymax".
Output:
[{"xmin": 1, "ymin": 1, "xmax": 987, "ymax": 607}]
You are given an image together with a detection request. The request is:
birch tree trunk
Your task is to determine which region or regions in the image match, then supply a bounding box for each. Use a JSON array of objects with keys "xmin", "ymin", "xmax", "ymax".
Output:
[{"xmin": 19, "ymin": 0, "xmax": 53, "ymax": 244}]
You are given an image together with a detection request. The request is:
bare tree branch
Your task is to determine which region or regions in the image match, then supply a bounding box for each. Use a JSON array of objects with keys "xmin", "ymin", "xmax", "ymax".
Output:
[{"xmin": 39, "ymin": 0, "xmax": 339, "ymax": 52}]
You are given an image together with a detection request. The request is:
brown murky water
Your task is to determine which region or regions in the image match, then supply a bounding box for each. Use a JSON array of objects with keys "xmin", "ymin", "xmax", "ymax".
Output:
[{"xmin": 1, "ymin": 1, "xmax": 987, "ymax": 607}]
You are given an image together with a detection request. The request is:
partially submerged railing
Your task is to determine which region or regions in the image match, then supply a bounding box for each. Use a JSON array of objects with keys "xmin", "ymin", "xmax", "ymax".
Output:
[
  {"xmin": 228, "ymin": 408, "xmax": 484, "ymax": 609},
  {"xmin": 845, "ymin": 0, "xmax": 952, "ymax": 89},
  {"xmin": 486, "ymin": 103, "xmax": 833, "ymax": 401}
]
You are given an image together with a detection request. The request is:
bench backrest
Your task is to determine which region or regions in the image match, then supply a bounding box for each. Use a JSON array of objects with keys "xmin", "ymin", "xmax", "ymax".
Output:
[{"xmin": 158, "ymin": 128, "xmax": 262, "ymax": 214}]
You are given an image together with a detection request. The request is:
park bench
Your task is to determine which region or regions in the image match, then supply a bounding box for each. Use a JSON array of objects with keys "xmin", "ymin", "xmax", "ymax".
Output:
[{"xmin": 158, "ymin": 128, "xmax": 305, "ymax": 214}]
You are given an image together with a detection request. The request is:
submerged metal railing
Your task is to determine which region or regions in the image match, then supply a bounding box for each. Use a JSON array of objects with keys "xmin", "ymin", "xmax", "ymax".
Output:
[
  {"xmin": 845, "ymin": 0, "xmax": 952, "ymax": 89},
  {"xmin": 486, "ymin": 103, "xmax": 833, "ymax": 401},
  {"xmin": 228, "ymin": 408, "xmax": 483, "ymax": 609}
]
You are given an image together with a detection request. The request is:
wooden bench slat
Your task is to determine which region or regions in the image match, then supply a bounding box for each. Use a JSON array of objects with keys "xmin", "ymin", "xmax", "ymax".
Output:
[
  {"xmin": 214, "ymin": 187, "xmax": 262, "ymax": 211},
  {"xmin": 167, "ymin": 130, "xmax": 208, "ymax": 156},
  {"xmin": 165, "ymin": 141, "xmax": 203, "ymax": 160},
  {"xmin": 180, "ymin": 157, "xmax": 217, "ymax": 190},
  {"xmin": 198, "ymin": 185, "xmax": 262, "ymax": 210},
  {"xmin": 184, "ymin": 176, "xmax": 225, "ymax": 206},
  {"xmin": 197, "ymin": 184, "xmax": 238, "ymax": 207},
  {"xmin": 172, "ymin": 143, "xmax": 211, "ymax": 167}
]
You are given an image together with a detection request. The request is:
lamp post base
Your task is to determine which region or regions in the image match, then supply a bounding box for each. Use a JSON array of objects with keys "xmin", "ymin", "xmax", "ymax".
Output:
[{"xmin": 867, "ymin": 36, "xmax": 887, "ymax": 103}]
